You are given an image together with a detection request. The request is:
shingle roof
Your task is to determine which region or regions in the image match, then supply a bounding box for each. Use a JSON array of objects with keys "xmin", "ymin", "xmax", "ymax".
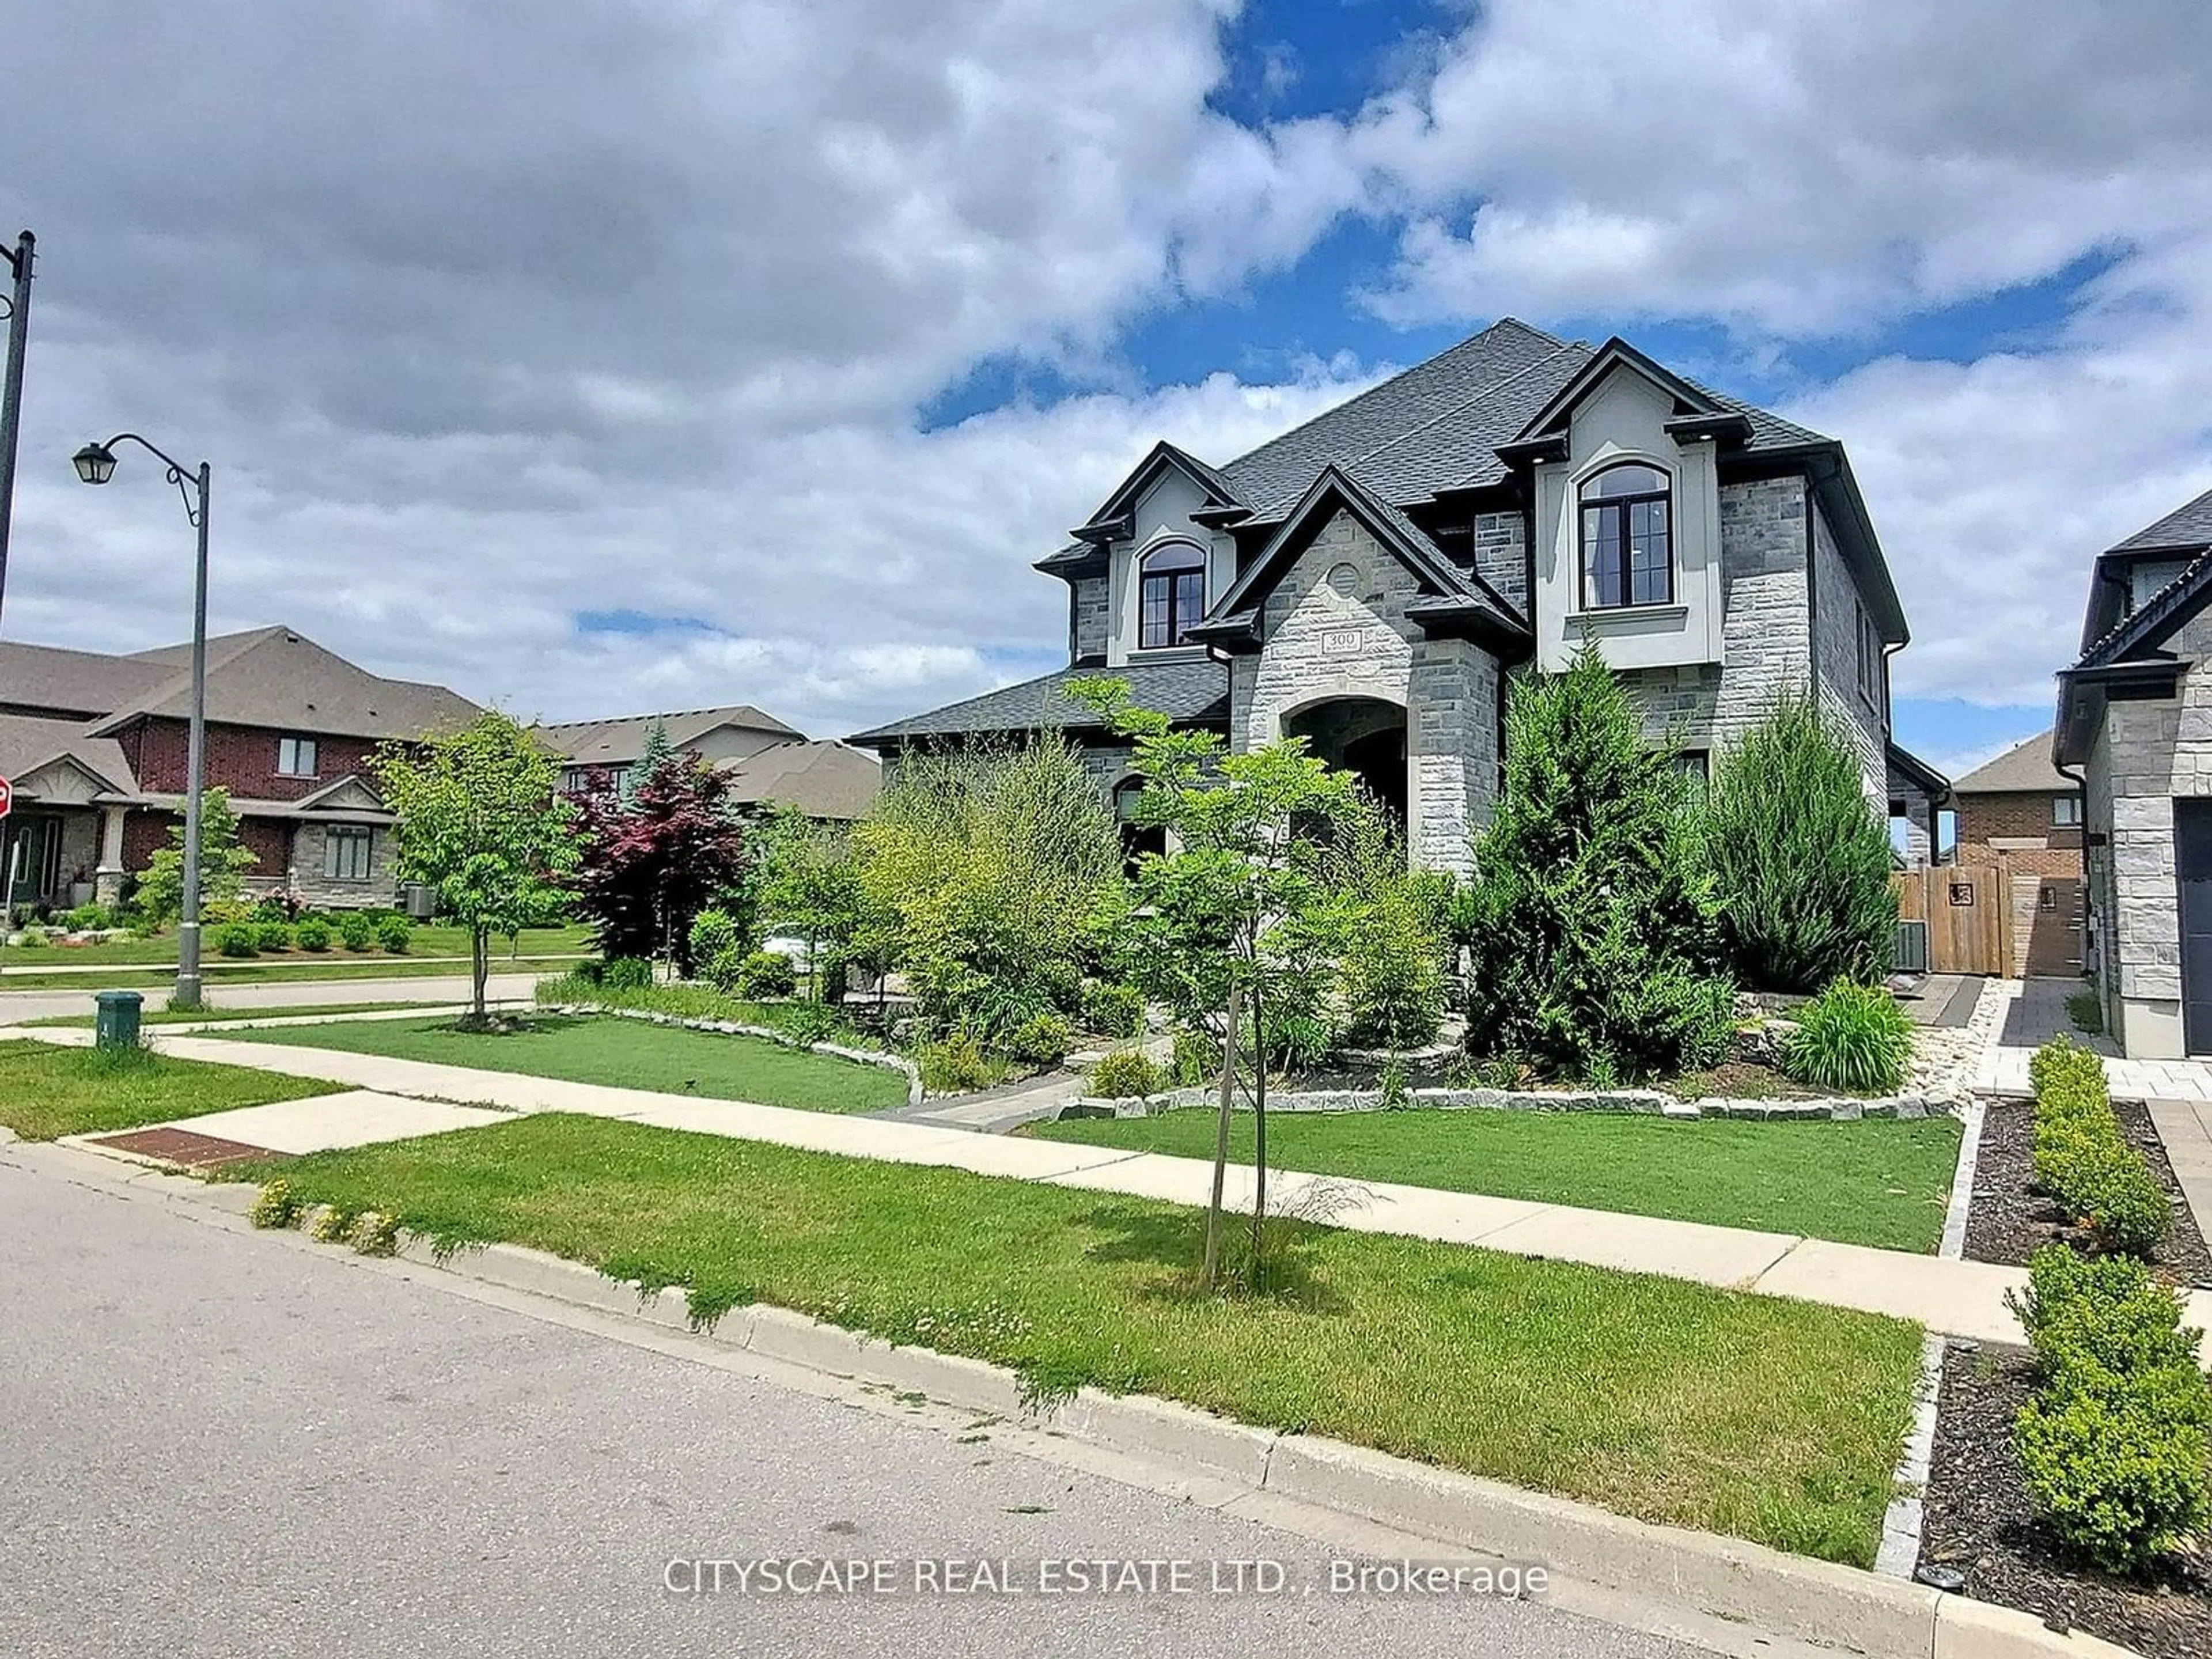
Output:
[
  {"xmin": 0, "ymin": 626, "xmax": 478, "ymax": 742},
  {"xmin": 0, "ymin": 640, "xmax": 175, "ymax": 719},
  {"xmin": 2109, "ymin": 485, "xmax": 2212, "ymax": 554},
  {"xmin": 0, "ymin": 713, "xmax": 138, "ymax": 794},
  {"xmin": 1953, "ymin": 731, "xmax": 2069, "ymax": 795},
  {"xmin": 1208, "ymin": 319, "xmax": 1831, "ymax": 522},
  {"xmin": 849, "ymin": 656, "xmax": 1228, "ymax": 745},
  {"xmin": 93, "ymin": 626, "xmax": 480, "ymax": 740},
  {"xmin": 720, "ymin": 740, "xmax": 881, "ymax": 820},
  {"xmin": 537, "ymin": 704, "xmax": 804, "ymax": 766}
]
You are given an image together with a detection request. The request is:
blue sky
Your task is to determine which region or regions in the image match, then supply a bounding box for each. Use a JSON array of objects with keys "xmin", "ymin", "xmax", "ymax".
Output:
[{"xmin": 12, "ymin": 1, "xmax": 2210, "ymax": 757}]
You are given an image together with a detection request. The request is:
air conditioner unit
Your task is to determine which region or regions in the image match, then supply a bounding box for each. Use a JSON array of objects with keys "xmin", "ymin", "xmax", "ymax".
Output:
[{"xmin": 402, "ymin": 882, "xmax": 435, "ymax": 921}]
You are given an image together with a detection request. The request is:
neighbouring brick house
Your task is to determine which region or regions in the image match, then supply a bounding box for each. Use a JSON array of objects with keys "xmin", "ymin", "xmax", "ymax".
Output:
[
  {"xmin": 0, "ymin": 625, "xmax": 476, "ymax": 913},
  {"xmin": 1946, "ymin": 730, "xmax": 2086, "ymax": 980},
  {"xmin": 536, "ymin": 706, "xmax": 881, "ymax": 821},
  {"xmin": 852, "ymin": 319, "xmax": 1939, "ymax": 871},
  {"xmin": 2058, "ymin": 484, "xmax": 2212, "ymax": 1056},
  {"xmin": 1953, "ymin": 732, "xmax": 2085, "ymax": 858}
]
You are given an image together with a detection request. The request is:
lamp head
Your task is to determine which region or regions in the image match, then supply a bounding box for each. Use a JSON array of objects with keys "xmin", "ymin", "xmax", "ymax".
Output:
[{"xmin": 72, "ymin": 442, "xmax": 117, "ymax": 485}]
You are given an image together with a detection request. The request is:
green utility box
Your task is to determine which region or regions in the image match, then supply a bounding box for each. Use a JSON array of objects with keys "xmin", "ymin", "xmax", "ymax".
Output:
[{"xmin": 93, "ymin": 989, "xmax": 143, "ymax": 1051}]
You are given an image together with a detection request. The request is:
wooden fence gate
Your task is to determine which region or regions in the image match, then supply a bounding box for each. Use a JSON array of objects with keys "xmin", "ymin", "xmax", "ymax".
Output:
[{"xmin": 1892, "ymin": 857, "xmax": 2085, "ymax": 979}]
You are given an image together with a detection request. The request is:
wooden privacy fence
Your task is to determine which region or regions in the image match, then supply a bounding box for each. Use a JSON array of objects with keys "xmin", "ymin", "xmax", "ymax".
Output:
[{"xmin": 1892, "ymin": 855, "xmax": 2084, "ymax": 979}]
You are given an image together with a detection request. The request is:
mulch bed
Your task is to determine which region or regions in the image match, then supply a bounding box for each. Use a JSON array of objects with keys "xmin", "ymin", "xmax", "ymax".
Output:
[
  {"xmin": 1919, "ymin": 1341, "xmax": 2211, "ymax": 1658},
  {"xmin": 1963, "ymin": 1099, "xmax": 2212, "ymax": 1287}
]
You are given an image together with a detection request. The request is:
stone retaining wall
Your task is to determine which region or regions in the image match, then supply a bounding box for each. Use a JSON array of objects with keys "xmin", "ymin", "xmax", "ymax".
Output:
[
  {"xmin": 539, "ymin": 1002, "xmax": 923, "ymax": 1107},
  {"xmin": 1062, "ymin": 1085, "xmax": 1955, "ymax": 1123}
]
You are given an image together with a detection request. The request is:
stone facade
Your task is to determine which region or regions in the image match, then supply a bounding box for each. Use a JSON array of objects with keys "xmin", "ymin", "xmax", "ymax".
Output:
[
  {"xmin": 1471, "ymin": 510, "xmax": 1526, "ymax": 615},
  {"xmin": 1609, "ymin": 476, "xmax": 1809, "ymax": 762},
  {"xmin": 1229, "ymin": 509, "xmax": 1500, "ymax": 873},
  {"xmin": 282, "ymin": 821, "xmax": 400, "ymax": 909},
  {"xmin": 2081, "ymin": 607, "xmax": 2212, "ymax": 1055},
  {"xmin": 1811, "ymin": 498, "xmax": 1887, "ymax": 800},
  {"xmin": 1071, "ymin": 575, "xmax": 1110, "ymax": 662}
]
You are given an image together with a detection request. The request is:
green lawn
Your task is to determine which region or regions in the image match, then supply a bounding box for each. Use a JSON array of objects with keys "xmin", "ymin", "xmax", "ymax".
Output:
[
  {"xmin": 0, "ymin": 955, "xmax": 582, "ymax": 993},
  {"xmin": 218, "ymin": 1013, "xmax": 911, "ymax": 1112},
  {"xmin": 1031, "ymin": 1107, "xmax": 1963, "ymax": 1253},
  {"xmin": 258, "ymin": 1112, "xmax": 1922, "ymax": 1566},
  {"xmin": 0, "ymin": 1041, "xmax": 343, "ymax": 1141}
]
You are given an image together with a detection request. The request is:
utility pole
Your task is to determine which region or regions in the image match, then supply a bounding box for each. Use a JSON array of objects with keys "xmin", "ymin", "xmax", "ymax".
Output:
[{"xmin": 0, "ymin": 230, "xmax": 33, "ymax": 631}]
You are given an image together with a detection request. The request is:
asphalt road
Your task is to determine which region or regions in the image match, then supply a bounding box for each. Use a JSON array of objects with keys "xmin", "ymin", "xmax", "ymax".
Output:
[{"xmin": 0, "ymin": 1157, "xmax": 1714, "ymax": 1659}]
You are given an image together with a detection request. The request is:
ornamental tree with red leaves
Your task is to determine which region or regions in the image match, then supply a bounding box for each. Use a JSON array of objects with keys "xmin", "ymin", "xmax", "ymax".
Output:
[{"xmin": 569, "ymin": 754, "xmax": 751, "ymax": 974}]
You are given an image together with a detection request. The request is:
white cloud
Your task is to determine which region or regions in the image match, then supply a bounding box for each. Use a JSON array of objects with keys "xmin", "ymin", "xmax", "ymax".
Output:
[
  {"xmin": 10, "ymin": 0, "xmax": 2212, "ymax": 745},
  {"xmin": 1340, "ymin": 0, "xmax": 2212, "ymax": 338}
]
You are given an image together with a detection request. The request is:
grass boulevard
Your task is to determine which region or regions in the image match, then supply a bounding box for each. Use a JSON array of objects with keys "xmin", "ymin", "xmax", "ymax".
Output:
[{"xmin": 243, "ymin": 1109, "xmax": 1924, "ymax": 1569}]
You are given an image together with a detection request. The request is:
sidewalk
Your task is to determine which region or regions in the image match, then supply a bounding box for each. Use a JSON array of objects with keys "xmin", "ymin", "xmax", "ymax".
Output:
[
  {"xmin": 0, "ymin": 973, "xmax": 543, "ymax": 1025},
  {"xmin": 22, "ymin": 1023, "xmax": 2176, "ymax": 1351},
  {"xmin": 1972, "ymin": 976, "xmax": 2212, "ymax": 1103}
]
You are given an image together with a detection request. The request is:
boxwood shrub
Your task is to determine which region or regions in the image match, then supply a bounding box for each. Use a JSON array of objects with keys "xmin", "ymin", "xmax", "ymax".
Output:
[
  {"xmin": 2007, "ymin": 1244, "xmax": 2212, "ymax": 1574},
  {"xmin": 2028, "ymin": 1037, "xmax": 2170, "ymax": 1256}
]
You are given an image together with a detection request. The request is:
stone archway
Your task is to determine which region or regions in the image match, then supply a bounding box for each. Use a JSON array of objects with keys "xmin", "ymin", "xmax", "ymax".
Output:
[{"xmin": 1282, "ymin": 696, "xmax": 1408, "ymax": 828}]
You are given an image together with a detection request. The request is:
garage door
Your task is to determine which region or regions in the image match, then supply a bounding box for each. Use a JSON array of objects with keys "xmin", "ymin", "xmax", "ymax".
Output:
[{"xmin": 2176, "ymin": 799, "xmax": 2212, "ymax": 1056}]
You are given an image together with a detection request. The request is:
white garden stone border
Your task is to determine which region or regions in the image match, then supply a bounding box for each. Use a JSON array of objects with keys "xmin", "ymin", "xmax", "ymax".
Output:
[
  {"xmin": 1062, "ymin": 1084, "xmax": 1960, "ymax": 1123},
  {"xmin": 539, "ymin": 1001, "xmax": 923, "ymax": 1108}
]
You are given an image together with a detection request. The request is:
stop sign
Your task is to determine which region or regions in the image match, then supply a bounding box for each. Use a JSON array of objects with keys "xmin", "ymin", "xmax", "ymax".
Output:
[{"xmin": 0, "ymin": 775, "xmax": 12, "ymax": 819}]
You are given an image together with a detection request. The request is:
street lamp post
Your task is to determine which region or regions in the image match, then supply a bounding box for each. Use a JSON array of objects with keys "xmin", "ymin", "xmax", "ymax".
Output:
[
  {"xmin": 0, "ymin": 230, "xmax": 35, "ymax": 628},
  {"xmin": 73, "ymin": 436, "xmax": 211, "ymax": 1011}
]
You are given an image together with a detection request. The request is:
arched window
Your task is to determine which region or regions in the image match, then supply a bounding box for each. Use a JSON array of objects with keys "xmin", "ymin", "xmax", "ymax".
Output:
[
  {"xmin": 1579, "ymin": 463, "xmax": 1672, "ymax": 609},
  {"xmin": 1138, "ymin": 541, "xmax": 1206, "ymax": 649}
]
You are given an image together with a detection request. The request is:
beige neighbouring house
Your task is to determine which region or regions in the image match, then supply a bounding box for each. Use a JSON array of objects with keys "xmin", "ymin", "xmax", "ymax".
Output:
[{"xmin": 536, "ymin": 705, "xmax": 880, "ymax": 822}]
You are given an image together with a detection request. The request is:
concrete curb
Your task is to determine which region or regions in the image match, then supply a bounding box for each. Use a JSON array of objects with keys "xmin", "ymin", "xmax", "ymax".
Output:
[{"xmin": 261, "ymin": 1206, "xmax": 2136, "ymax": 1659}]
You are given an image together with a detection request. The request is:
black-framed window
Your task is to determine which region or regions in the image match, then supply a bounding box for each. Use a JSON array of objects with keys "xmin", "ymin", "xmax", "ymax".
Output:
[
  {"xmin": 2053, "ymin": 795, "xmax": 2084, "ymax": 828},
  {"xmin": 277, "ymin": 734, "xmax": 319, "ymax": 778},
  {"xmin": 1857, "ymin": 603, "xmax": 1884, "ymax": 709},
  {"xmin": 324, "ymin": 826, "xmax": 373, "ymax": 881},
  {"xmin": 1578, "ymin": 464, "xmax": 1671, "ymax": 609},
  {"xmin": 1138, "ymin": 542, "xmax": 1206, "ymax": 649}
]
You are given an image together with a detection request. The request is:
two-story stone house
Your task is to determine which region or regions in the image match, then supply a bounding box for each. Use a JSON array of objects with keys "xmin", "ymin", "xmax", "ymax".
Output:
[
  {"xmin": 0, "ymin": 625, "xmax": 476, "ymax": 912},
  {"xmin": 853, "ymin": 319, "xmax": 1933, "ymax": 872},
  {"xmin": 2058, "ymin": 486, "xmax": 2212, "ymax": 1056}
]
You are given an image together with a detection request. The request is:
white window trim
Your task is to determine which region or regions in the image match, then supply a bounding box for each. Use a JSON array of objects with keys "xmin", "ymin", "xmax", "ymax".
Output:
[
  {"xmin": 276, "ymin": 734, "xmax": 320, "ymax": 779},
  {"xmin": 323, "ymin": 825, "xmax": 373, "ymax": 881}
]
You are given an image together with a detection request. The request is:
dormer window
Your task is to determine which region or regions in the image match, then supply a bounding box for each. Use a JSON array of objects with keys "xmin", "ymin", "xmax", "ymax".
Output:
[
  {"xmin": 1580, "ymin": 463, "xmax": 1672, "ymax": 610},
  {"xmin": 1138, "ymin": 541, "xmax": 1206, "ymax": 649}
]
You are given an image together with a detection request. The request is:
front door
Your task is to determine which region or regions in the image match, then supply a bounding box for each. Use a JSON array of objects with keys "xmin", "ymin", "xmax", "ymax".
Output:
[
  {"xmin": 2175, "ymin": 799, "xmax": 2212, "ymax": 1054},
  {"xmin": 1, "ymin": 815, "xmax": 61, "ymax": 910}
]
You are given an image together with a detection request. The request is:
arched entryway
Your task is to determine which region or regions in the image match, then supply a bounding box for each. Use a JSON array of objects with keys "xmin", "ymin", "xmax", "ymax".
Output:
[{"xmin": 1282, "ymin": 696, "xmax": 1408, "ymax": 828}]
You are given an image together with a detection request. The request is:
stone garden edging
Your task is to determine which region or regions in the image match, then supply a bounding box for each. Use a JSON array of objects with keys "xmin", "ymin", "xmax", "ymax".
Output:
[
  {"xmin": 539, "ymin": 1001, "xmax": 923, "ymax": 1108},
  {"xmin": 1061, "ymin": 1084, "xmax": 1958, "ymax": 1123}
]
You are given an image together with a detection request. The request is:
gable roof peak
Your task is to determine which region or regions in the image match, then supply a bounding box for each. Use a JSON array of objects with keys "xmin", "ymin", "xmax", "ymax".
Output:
[{"xmin": 2108, "ymin": 483, "xmax": 2212, "ymax": 555}]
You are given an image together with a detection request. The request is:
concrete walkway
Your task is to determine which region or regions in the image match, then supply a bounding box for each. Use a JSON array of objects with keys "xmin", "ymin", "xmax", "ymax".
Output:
[
  {"xmin": 0, "ymin": 972, "xmax": 542, "ymax": 1025},
  {"xmin": 20, "ymin": 1024, "xmax": 2164, "ymax": 1351},
  {"xmin": 1972, "ymin": 975, "xmax": 2212, "ymax": 1103}
]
